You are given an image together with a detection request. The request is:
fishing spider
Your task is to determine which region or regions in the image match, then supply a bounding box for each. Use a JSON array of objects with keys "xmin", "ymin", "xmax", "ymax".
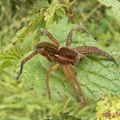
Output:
[{"xmin": 16, "ymin": 26, "xmax": 117, "ymax": 105}]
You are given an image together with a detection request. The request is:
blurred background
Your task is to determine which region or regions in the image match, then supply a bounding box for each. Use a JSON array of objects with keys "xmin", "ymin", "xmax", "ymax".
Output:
[{"xmin": 0, "ymin": 0, "xmax": 120, "ymax": 120}]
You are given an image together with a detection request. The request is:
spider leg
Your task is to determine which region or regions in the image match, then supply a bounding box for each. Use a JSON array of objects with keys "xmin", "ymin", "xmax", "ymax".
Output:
[
  {"xmin": 75, "ymin": 46, "xmax": 118, "ymax": 66},
  {"xmin": 74, "ymin": 53, "xmax": 86, "ymax": 65},
  {"xmin": 40, "ymin": 28, "xmax": 60, "ymax": 47},
  {"xmin": 70, "ymin": 65, "xmax": 77, "ymax": 75},
  {"xmin": 46, "ymin": 64, "xmax": 59, "ymax": 99},
  {"xmin": 61, "ymin": 65, "xmax": 81, "ymax": 103},
  {"xmin": 66, "ymin": 25, "xmax": 89, "ymax": 47},
  {"xmin": 16, "ymin": 51, "xmax": 38, "ymax": 80},
  {"xmin": 66, "ymin": 65, "xmax": 86, "ymax": 105}
]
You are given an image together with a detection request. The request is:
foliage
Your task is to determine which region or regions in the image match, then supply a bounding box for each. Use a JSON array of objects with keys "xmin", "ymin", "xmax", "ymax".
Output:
[
  {"xmin": 96, "ymin": 95, "xmax": 120, "ymax": 120},
  {"xmin": 0, "ymin": 0, "xmax": 120, "ymax": 120},
  {"xmin": 0, "ymin": 0, "xmax": 36, "ymax": 49},
  {"xmin": 0, "ymin": 79, "xmax": 96, "ymax": 120},
  {"xmin": 98, "ymin": 0, "xmax": 120, "ymax": 23}
]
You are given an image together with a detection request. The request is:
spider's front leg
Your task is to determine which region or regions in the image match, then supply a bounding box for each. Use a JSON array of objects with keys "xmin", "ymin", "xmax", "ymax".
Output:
[
  {"xmin": 40, "ymin": 28, "xmax": 60, "ymax": 47},
  {"xmin": 46, "ymin": 64, "xmax": 59, "ymax": 99},
  {"xmin": 16, "ymin": 51, "xmax": 38, "ymax": 80}
]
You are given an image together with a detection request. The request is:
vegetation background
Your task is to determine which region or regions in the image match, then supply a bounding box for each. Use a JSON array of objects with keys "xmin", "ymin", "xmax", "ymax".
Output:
[{"xmin": 0, "ymin": 0, "xmax": 120, "ymax": 120}]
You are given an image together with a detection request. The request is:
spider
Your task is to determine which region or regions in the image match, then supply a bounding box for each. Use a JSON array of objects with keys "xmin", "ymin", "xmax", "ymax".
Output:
[{"xmin": 16, "ymin": 26, "xmax": 117, "ymax": 106}]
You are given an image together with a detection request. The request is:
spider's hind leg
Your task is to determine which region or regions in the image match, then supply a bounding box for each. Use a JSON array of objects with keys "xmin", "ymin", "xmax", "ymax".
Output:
[{"xmin": 75, "ymin": 46, "xmax": 118, "ymax": 66}]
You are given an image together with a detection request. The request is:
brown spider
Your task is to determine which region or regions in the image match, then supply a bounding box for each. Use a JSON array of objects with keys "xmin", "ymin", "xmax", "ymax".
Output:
[{"xmin": 16, "ymin": 26, "xmax": 117, "ymax": 106}]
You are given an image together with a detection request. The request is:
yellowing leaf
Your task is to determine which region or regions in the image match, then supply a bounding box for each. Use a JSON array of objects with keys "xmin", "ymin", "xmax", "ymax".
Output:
[{"xmin": 96, "ymin": 95, "xmax": 120, "ymax": 120}]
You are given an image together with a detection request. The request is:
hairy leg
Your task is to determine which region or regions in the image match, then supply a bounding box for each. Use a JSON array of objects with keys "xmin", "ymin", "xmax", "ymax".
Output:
[
  {"xmin": 75, "ymin": 46, "xmax": 118, "ymax": 66},
  {"xmin": 46, "ymin": 64, "xmax": 59, "ymax": 99},
  {"xmin": 74, "ymin": 53, "xmax": 86, "ymax": 65},
  {"xmin": 61, "ymin": 65, "xmax": 81, "ymax": 102},
  {"xmin": 70, "ymin": 65, "xmax": 77, "ymax": 75},
  {"xmin": 66, "ymin": 25, "xmax": 89, "ymax": 47},
  {"xmin": 16, "ymin": 51, "xmax": 38, "ymax": 80},
  {"xmin": 66, "ymin": 65, "xmax": 86, "ymax": 105},
  {"xmin": 40, "ymin": 28, "xmax": 60, "ymax": 47}
]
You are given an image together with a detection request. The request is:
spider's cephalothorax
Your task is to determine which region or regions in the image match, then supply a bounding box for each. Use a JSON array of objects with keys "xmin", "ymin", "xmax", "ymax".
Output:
[
  {"xmin": 16, "ymin": 27, "xmax": 117, "ymax": 106},
  {"xmin": 35, "ymin": 42, "xmax": 58, "ymax": 55}
]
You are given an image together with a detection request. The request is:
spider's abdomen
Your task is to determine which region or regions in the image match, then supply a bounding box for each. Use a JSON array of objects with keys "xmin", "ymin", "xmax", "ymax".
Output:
[
  {"xmin": 54, "ymin": 47, "xmax": 78, "ymax": 65},
  {"xmin": 58, "ymin": 47, "xmax": 78, "ymax": 60}
]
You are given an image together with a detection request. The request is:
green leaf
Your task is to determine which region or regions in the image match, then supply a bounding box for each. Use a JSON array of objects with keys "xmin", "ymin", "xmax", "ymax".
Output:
[
  {"xmin": 19, "ymin": 18, "xmax": 120, "ymax": 103},
  {"xmin": 44, "ymin": 1, "xmax": 66, "ymax": 28},
  {"xmin": 0, "ymin": 29, "xmax": 39, "ymax": 70},
  {"xmin": 0, "ymin": 47, "xmax": 24, "ymax": 69},
  {"xmin": 98, "ymin": 0, "xmax": 120, "ymax": 23}
]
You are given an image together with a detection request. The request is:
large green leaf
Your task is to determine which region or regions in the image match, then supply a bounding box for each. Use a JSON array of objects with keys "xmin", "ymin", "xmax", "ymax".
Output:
[{"xmin": 19, "ymin": 18, "xmax": 120, "ymax": 103}]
